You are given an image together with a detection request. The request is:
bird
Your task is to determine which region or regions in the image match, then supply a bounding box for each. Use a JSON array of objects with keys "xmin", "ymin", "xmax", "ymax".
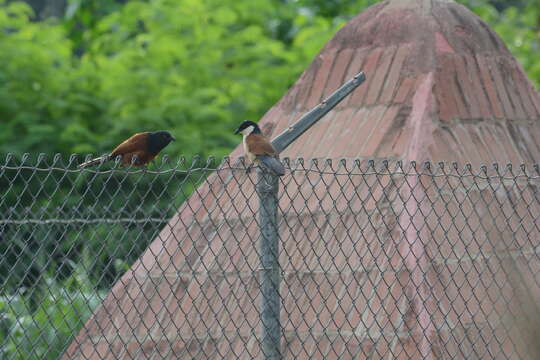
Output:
[
  {"xmin": 78, "ymin": 130, "xmax": 175, "ymax": 169},
  {"xmin": 234, "ymin": 120, "xmax": 285, "ymax": 176}
]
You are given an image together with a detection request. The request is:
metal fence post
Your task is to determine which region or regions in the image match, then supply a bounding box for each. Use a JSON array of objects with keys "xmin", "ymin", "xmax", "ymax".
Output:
[
  {"xmin": 257, "ymin": 168, "xmax": 281, "ymax": 360},
  {"xmin": 251, "ymin": 71, "xmax": 365, "ymax": 360}
]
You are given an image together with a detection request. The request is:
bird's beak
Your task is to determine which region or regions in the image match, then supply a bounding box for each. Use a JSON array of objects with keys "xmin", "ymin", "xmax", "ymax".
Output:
[
  {"xmin": 234, "ymin": 128, "xmax": 240, "ymax": 135},
  {"xmin": 170, "ymin": 136, "xmax": 176, "ymax": 141}
]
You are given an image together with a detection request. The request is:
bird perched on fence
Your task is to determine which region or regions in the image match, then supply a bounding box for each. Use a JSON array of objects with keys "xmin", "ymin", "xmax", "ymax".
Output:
[
  {"xmin": 234, "ymin": 120, "xmax": 285, "ymax": 176},
  {"xmin": 78, "ymin": 131, "xmax": 175, "ymax": 169}
]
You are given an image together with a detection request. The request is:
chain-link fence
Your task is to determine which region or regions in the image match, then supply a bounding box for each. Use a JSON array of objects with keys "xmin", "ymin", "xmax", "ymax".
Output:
[{"xmin": 1, "ymin": 154, "xmax": 540, "ymax": 359}]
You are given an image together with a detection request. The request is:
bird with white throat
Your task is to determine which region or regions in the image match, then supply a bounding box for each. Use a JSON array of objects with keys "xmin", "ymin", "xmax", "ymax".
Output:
[{"xmin": 234, "ymin": 120, "xmax": 285, "ymax": 176}]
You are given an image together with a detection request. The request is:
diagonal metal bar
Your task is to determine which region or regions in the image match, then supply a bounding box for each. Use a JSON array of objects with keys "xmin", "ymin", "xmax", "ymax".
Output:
[{"xmin": 271, "ymin": 72, "xmax": 366, "ymax": 153}]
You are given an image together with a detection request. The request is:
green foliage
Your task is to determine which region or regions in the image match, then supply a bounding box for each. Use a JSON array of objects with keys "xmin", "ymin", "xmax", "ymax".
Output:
[
  {"xmin": 0, "ymin": 1, "xmax": 74, "ymax": 154},
  {"xmin": 0, "ymin": 0, "xmax": 536, "ymax": 156},
  {"xmin": 0, "ymin": 265, "xmax": 105, "ymax": 360},
  {"xmin": 0, "ymin": 0, "xmax": 338, "ymax": 158}
]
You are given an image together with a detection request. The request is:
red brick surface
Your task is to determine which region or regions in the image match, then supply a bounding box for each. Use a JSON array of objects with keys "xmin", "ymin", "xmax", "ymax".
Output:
[
  {"xmin": 531, "ymin": 84, "xmax": 540, "ymax": 115},
  {"xmin": 365, "ymin": 46, "xmax": 396, "ymax": 105},
  {"xmin": 500, "ymin": 58, "xmax": 527, "ymax": 120},
  {"xmin": 455, "ymin": 55, "xmax": 481, "ymax": 118},
  {"xmin": 324, "ymin": 48, "xmax": 355, "ymax": 98},
  {"xmin": 476, "ymin": 55, "xmax": 505, "ymax": 119},
  {"xmin": 512, "ymin": 66, "xmax": 538, "ymax": 119},
  {"xmin": 348, "ymin": 48, "xmax": 383, "ymax": 106},
  {"xmin": 393, "ymin": 76, "xmax": 417, "ymax": 104},
  {"xmin": 306, "ymin": 51, "xmax": 337, "ymax": 108},
  {"xmin": 435, "ymin": 58, "xmax": 458, "ymax": 122},
  {"xmin": 380, "ymin": 44, "xmax": 411, "ymax": 104},
  {"xmin": 464, "ymin": 55, "xmax": 493, "ymax": 119},
  {"xmin": 342, "ymin": 48, "xmax": 369, "ymax": 93},
  {"xmin": 487, "ymin": 57, "xmax": 516, "ymax": 119}
]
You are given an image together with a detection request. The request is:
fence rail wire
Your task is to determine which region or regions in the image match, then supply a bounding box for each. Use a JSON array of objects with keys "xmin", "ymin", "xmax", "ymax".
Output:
[{"xmin": 1, "ymin": 154, "xmax": 540, "ymax": 359}]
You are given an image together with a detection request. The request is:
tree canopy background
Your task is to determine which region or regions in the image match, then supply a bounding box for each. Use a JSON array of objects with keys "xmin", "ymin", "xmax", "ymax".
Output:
[{"xmin": 1, "ymin": 0, "xmax": 538, "ymax": 159}]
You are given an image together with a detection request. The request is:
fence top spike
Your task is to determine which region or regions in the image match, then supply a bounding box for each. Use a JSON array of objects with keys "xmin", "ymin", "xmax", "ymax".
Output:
[
  {"xmin": 178, "ymin": 155, "xmax": 187, "ymax": 168},
  {"xmin": 5, "ymin": 153, "xmax": 13, "ymax": 164},
  {"xmin": 35, "ymin": 153, "xmax": 45, "ymax": 164},
  {"xmin": 221, "ymin": 155, "xmax": 231, "ymax": 167},
  {"xmin": 282, "ymin": 157, "xmax": 291, "ymax": 167},
  {"xmin": 505, "ymin": 163, "xmax": 515, "ymax": 177},
  {"xmin": 161, "ymin": 154, "xmax": 170, "ymax": 164},
  {"xmin": 204, "ymin": 156, "xmax": 215, "ymax": 168},
  {"xmin": 68, "ymin": 154, "xmax": 78, "ymax": 165},
  {"xmin": 29, "ymin": 153, "xmax": 37, "ymax": 164},
  {"xmin": 53, "ymin": 153, "xmax": 62, "ymax": 165}
]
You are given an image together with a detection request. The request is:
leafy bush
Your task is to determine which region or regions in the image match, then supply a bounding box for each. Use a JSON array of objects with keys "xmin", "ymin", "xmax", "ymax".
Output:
[
  {"xmin": 0, "ymin": 266, "xmax": 105, "ymax": 360},
  {"xmin": 0, "ymin": 0, "xmax": 341, "ymax": 158}
]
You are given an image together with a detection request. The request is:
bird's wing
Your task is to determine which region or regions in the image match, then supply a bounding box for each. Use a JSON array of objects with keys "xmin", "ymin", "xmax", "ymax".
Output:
[
  {"xmin": 122, "ymin": 151, "xmax": 158, "ymax": 166},
  {"xmin": 110, "ymin": 132, "xmax": 149, "ymax": 156},
  {"xmin": 245, "ymin": 133, "xmax": 277, "ymax": 156}
]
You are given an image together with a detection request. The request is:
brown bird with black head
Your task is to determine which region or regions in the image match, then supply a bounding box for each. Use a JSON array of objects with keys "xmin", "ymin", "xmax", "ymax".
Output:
[
  {"xmin": 78, "ymin": 130, "xmax": 175, "ymax": 168},
  {"xmin": 234, "ymin": 120, "xmax": 285, "ymax": 176}
]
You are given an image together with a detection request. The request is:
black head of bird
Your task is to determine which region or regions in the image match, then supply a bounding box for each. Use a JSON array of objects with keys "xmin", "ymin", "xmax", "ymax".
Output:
[
  {"xmin": 233, "ymin": 120, "xmax": 285, "ymax": 176},
  {"xmin": 234, "ymin": 120, "xmax": 261, "ymax": 136},
  {"xmin": 148, "ymin": 130, "xmax": 176, "ymax": 154}
]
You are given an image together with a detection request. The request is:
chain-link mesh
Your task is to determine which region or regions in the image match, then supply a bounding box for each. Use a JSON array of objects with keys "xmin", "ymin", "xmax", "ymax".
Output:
[{"xmin": 1, "ymin": 154, "xmax": 540, "ymax": 359}]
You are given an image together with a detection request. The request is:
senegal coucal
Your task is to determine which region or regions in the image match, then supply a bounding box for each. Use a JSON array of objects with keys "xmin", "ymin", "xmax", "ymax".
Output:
[
  {"xmin": 234, "ymin": 120, "xmax": 285, "ymax": 176},
  {"xmin": 78, "ymin": 130, "xmax": 175, "ymax": 168}
]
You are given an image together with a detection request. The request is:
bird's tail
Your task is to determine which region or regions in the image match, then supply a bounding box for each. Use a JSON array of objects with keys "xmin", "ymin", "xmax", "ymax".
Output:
[
  {"xmin": 258, "ymin": 155, "xmax": 285, "ymax": 176},
  {"xmin": 78, "ymin": 155, "xmax": 110, "ymax": 169}
]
